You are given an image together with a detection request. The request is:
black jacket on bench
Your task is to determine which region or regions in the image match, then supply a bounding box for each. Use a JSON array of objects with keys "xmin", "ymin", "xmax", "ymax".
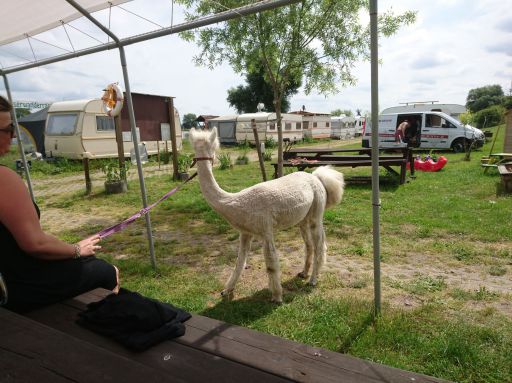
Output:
[{"xmin": 77, "ymin": 288, "xmax": 191, "ymax": 351}]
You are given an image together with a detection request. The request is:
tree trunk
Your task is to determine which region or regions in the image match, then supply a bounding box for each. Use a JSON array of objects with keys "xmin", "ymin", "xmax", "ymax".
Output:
[{"xmin": 274, "ymin": 96, "xmax": 283, "ymax": 178}]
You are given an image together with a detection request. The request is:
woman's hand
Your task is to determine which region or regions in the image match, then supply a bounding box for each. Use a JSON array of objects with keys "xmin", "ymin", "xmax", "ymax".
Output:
[{"xmin": 77, "ymin": 235, "xmax": 102, "ymax": 257}]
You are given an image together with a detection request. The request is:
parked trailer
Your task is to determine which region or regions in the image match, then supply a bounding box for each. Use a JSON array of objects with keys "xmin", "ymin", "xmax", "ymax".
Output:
[
  {"xmin": 290, "ymin": 111, "xmax": 331, "ymax": 139},
  {"xmin": 235, "ymin": 112, "xmax": 303, "ymax": 144},
  {"xmin": 331, "ymin": 116, "xmax": 356, "ymax": 139},
  {"xmin": 44, "ymin": 97, "xmax": 182, "ymax": 159},
  {"xmin": 209, "ymin": 115, "xmax": 238, "ymax": 145}
]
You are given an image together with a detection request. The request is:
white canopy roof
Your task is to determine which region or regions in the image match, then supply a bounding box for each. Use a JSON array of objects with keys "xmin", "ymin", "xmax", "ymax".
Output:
[{"xmin": 1, "ymin": 0, "xmax": 130, "ymax": 46}]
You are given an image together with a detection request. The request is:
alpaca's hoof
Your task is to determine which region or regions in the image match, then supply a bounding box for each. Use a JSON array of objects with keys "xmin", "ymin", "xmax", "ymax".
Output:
[
  {"xmin": 297, "ymin": 271, "xmax": 308, "ymax": 279},
  {"xmin": 244, "ymin": 264, "xmax": 251, "ymax": 270},
  {"xmin": 308, "ymin": 279, "xmax": 318, "ymax": 287},
  {"xmin": 271, "ymin": 298, "xmax": 283, "ymax": 305},
  {"xmin": 221, "ymin": 290, "xmax": 234, "ymax": 301}
]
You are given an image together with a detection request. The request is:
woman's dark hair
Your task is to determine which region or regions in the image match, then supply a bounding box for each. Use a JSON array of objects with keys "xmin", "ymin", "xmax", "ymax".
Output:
[{"xmin": 0, "ymin": 95, "xmax": 13, "ymax": 113}]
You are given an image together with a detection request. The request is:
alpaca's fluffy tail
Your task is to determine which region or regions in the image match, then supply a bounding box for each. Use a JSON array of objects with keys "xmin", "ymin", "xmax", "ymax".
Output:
[{"xmin": 313, "ymin": 166, "xmax": 345, "ymax": 209}]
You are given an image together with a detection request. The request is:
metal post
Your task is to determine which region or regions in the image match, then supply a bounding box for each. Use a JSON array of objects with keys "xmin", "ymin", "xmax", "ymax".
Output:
[
  {"xmin": 370, "ymin": 0, "xmax": 381, "ymax": 316},
  {"xmin": 119, "ymin": 46, "xmax": 157, "ymax": 269},
  {"xmin": 65, "ymin": 0, "xmax": 157, "ymax": 269},
  {"xmin": 167, "ymin": 98, "xmax": 179, "ymax": 180},
  {"xmin": 2, "ymin": 73, "xmax": 35, "ymax": 202}
]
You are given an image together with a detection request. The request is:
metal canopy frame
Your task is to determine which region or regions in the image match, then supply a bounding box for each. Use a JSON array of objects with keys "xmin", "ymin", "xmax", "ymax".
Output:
[
  {"xmin": 0, "ymin": 0, "xmax": 303, "ymax": 271},
  {"xmin": 1, "ymin": 0, "xmax": 382, "ymax": 316}
]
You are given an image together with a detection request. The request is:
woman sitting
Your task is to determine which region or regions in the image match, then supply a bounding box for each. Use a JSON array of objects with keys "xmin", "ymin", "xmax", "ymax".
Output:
[{"xmin": 0, "ymin": 95, "xmax": 119, "ymax": 313}]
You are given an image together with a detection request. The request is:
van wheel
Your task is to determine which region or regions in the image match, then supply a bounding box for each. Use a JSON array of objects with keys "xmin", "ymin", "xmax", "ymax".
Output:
[{"xmin": 451, "ymin": 139, "xmax": 465, "ymax": 153}]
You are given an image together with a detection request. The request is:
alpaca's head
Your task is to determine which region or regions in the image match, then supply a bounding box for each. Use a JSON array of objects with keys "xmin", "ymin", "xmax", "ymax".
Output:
[{"xmin": 189, "ymin": 127, "xmax": 219, "ymax": 161}]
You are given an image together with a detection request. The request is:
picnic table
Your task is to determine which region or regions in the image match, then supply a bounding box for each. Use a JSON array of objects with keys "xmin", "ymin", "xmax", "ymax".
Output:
[
  {"xmin": 274, "ymin": 147, "xmax": 414, "ymax": 184},
  {"xmin": 0, "ymin": 288, "xmax": 449, "ymax": 383},
  {"xmin": 481, "ymin": 152, "xmax": 512, "ymax": 173}
]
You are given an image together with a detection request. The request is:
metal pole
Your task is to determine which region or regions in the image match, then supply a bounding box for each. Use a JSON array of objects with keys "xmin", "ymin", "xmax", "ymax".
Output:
[
  {"xmin": 370, "ymin": 0, "xmax": 381, "ymax": 316},
  {"xmin": 2, "ymin": 73, "xmax": 35, "ymax": 202},
  {"xmin": 65, "ymin": 0, "xmax": 157, "ymax": 270}
]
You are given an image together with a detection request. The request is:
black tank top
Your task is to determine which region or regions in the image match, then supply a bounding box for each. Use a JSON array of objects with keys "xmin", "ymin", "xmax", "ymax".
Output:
[{"xmin": 0, "ymin": 165, "xmax": 43, "ymax": 276}]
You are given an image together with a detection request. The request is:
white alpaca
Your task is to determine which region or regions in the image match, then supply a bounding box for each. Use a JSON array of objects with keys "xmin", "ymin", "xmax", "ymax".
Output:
[{"xmin": 189, "ymin": 128, "xmax": 345, "ymax": 303}]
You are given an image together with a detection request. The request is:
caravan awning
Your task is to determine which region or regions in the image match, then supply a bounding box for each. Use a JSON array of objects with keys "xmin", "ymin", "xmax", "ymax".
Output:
[{"xmin": 1, "ymin": 0, "xmax": 130, "ymax": 46}]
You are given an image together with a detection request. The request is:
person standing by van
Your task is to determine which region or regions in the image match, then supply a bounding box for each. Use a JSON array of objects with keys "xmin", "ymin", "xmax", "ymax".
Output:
[
  {"xmin": 0, "ymin": 95, "xmax": 119, "ymax": 312},
  {"xmin": 395, "ymin": 119, "xmax": 411, "ymax": 143}
]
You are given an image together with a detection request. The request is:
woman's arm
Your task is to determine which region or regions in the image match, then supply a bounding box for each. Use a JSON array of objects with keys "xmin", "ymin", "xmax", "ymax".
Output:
[{"xmin": 0, "ymin": 167, "xmax": 100, "ymax": 260}]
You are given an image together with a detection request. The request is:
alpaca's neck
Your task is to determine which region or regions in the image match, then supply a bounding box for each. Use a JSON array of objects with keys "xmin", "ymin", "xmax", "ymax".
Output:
[{"xmin": 195, "ymin": 160, "xmax": 232, "ymax": 212}]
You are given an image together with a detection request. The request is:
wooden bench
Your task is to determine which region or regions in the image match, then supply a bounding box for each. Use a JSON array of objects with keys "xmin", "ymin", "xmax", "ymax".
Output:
[
  {"xmin": 1, "ymin": 288, "xmax": 450, "ymax": 383},
  {"xmin": 274, "ymin": 147, "xmax": 413, "ymax": 184}
]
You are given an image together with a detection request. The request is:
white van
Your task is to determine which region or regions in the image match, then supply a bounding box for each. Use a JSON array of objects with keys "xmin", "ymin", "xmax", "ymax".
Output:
[
  {"xmin": 361, "ymin": 111, "xmax": 484, "ymax": 152},
  {"xmin": 45, "ymin": 99, "xmax": 182, "ymax": 159}
]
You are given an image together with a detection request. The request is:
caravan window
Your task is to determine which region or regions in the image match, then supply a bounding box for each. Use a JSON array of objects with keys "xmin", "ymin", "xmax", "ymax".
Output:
[
  {"xmin": 285, "ymin": 122, "xmax": 292, "ymax": 130},
  {"xmin": 96, "ymin": 116, "xmax": 115, "ymax": 132},
  {"xmin": 46, "ymin": 114, "xmax": 78, "ymax": 135},
  {"xmin": 269, "ymin": 123, "xmax": 276, "ymax": 130},
  {"xmin": 295, "ymin": 122, "xmax": 301, "ymax": 130}
]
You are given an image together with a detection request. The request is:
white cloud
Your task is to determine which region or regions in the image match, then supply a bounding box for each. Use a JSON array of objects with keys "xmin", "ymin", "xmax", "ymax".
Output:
[{"xmin": 1, "ymin": 0, "xmax": 510, "ymax": 116}]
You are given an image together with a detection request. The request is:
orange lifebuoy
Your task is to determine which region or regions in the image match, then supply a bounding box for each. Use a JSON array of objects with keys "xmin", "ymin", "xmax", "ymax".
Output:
[{"xmin": 101, "ymin": 83, "xmax": 124, "ymax": 117}]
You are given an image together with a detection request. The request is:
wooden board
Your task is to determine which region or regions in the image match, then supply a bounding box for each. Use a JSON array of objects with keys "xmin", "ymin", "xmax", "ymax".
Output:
[
  {"xmin": 0, "ymin": 308, "xmax": 184, "ymax": 383},
  {"xmin": 26, "ymin": 293, "xmax": 292, "ymax": 383},
  {"xmin": 27, "ymin": 289, "xmax": 450, "ymax": 383}
]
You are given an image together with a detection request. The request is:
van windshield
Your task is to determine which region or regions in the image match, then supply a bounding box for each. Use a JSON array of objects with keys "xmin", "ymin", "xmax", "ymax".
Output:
[{"xmin": 47, "ymin": 114, "xmax": 78, "ymax": 135}]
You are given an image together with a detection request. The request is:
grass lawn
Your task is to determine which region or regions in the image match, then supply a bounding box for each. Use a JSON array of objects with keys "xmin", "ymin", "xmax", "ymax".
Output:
[{"xmin": 15, "ymin": 126, "xmax": 512, "ymax": 383}]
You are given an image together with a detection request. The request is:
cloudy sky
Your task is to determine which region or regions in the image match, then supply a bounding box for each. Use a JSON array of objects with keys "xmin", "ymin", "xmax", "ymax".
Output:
[{"xmin": 1, "ymin": 0, "xmax": 510, "ymax": 117}]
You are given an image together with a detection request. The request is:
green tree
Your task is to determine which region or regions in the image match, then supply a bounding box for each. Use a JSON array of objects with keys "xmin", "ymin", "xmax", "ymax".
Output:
[
  {"xmin": 466, "ymin": 85, "xmax": 504, "ymax": 113},
  {"xmin": 15, "ymin": 108, "xmax": 31, "ymax": 119},
  {"xmin": 473, "ymin": 105, "xmax": 505, "ymax": 129},
  {"xmin": 227, "ymin": 64, "xmax": 300, "ymax": 113},
  {"xmin": 331, "ymin": 108, "xmax": 353, "ymax": 117},
  {"xmin": 182, "ymin": 113, "xmax": 198, "ymax": 130},
  {"xmin": 179, "ymin": 1, "xmax": 415, "ymax": 176}
]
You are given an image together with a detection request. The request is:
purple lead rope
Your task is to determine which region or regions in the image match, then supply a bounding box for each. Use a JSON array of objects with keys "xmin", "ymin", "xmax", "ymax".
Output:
[{"xmin": 96, "ymin": 172, "xmax": 197, "ymax": 239}]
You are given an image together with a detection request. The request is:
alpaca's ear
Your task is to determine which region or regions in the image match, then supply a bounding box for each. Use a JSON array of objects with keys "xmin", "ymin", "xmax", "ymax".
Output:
[{"xmin": 210, "ymin": 127, "xmax": 218, "ymax": 144}]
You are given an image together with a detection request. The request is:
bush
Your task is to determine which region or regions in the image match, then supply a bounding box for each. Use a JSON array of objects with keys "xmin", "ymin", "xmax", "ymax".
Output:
[
  {"xmin": 503, "ymin": 95, "xmax": 512, "ymax": 110},
  {"xmin": 263, "ymin": 148, "xmax": 273, "ymax": 161},
  {"xmin": 177, "ymin": 153, "xmax": 193, "ymax": 173},
  {"xmin": 264, "ymin": 136, "xmax": 276, "ymax": 148},
  {"xmin": 238, "ymin": 138, "xmax": 250, "ymax": 150},
  {"xmin": 218, "ymin": 152, "xmax": 232, "ymax": 170},
  {"xmin": 236, "ymin": 149, "xmax": 249, "ymax": 165},
  {"xmin": 459, "ymin": 112, "xmax": 474, "ymax": 126},
  {"xmin": 473, "ymin": 105, "xmax": 505, "ymax": 128}
]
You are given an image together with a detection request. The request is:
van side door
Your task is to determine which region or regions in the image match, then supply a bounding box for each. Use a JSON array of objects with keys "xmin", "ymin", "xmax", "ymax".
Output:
[{"xmin": 422, "ymin": 113, "xmax": 452, "ymax": 148}]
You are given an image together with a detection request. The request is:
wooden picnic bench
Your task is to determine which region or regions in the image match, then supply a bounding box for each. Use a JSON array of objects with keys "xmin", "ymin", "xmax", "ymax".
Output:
[
  {"xmin": 1, "ymin": 288, "xmax": 449, "ymax": 383},
  {"xmin": 275, "ymin": 147, "xmax": 414, "ymax": 184}
]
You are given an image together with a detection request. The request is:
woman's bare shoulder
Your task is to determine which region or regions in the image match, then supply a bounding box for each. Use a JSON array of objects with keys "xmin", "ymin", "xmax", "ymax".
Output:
[{"xmin": 0, "ymin": 166, "xmax": 28, "ymax": 193}]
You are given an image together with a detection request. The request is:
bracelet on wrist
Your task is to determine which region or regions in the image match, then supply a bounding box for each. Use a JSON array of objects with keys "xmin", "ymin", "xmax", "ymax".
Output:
[{"xmin": 73, "ymin": 243, "xmax": 81, "ymax": 259}]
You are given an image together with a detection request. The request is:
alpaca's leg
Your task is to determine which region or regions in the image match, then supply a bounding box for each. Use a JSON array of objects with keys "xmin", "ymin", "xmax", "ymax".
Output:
[
  {"xmin": 263, "ymin": 236, "xmax": 283, "ymax": 303},
  {"xmin": 309, "ymin": 222, "xmax": 326, "ymax": 286},
  {"xmin": 298, "ymin": 222, "xmax": 314, "ymax": 279},
  {"xmin": 221, "ymin": 232, "xmax": 252, "ymax": 300}
]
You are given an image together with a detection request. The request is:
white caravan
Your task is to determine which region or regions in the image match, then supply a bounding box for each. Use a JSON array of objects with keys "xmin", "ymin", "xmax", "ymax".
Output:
[
  {"xmin": 209, "ymin": 115, "xmax": 238, "ymax": 145},
  {"xmin": 235, "ymin": 112, "xmax": 303, "ymax": 144},
  {"xmin": 44, "ymin": 99, "xmax": 182, "ymax": 159},
  {"xmin": 361, "ymin": 111, "xmax": 484, "ymax": 152}
]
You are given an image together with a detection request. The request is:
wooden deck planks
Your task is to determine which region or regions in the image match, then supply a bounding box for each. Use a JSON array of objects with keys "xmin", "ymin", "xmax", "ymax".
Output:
[
  {"xmin": 26, "ymin": 289, "xmax": 449, "ymax": 383},
  {"xmin": 0, "ymin": 308, "xmax": 184, "ymax": 383},
  {"xmin": 25, "ymin": 295, "xmax": 292, "ymax": 383}
]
